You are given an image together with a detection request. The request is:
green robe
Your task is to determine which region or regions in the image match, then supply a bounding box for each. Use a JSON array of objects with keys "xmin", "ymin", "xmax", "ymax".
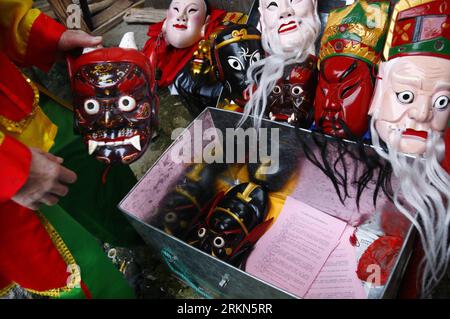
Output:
[{"xmin": 38, "ymin": 93, "xmax": 140, "ymax": 298}]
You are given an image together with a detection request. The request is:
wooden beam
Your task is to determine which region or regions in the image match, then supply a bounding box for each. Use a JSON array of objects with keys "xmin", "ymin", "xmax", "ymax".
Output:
[{"xmin": 123, "ymin": 7, "xmax": 166, "ymax": 24}]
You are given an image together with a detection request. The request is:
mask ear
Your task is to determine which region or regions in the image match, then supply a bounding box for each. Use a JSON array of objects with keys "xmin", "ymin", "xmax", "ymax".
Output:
[
  {"xmin": 368, "ymin": 62, "xmax": 387, "ymax": 117},
  {"xmin": 162, "ymin": 19, "xmax": 167, "ymax": 34},
  {"xmin": 258, "ymin": 7, "xmax": 267, "ymax": 35},
  {"xmin": 201, "ymin": 15, "xmax": 210, "ymax": 38}
]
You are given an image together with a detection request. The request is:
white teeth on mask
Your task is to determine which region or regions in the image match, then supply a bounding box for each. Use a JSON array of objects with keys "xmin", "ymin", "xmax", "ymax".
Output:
[
  {"xmin": 89, "ymin": 133, "xmax": 141, "ymax": 151},
  {"xmin": 129, "ymin": 135, "xmax": 141, "ymax": 151},
  {"xmin": 288, "ymin": 113, "xmax": 295, "ymax": 124},
  {"xmin": 290, "ymin": 113, "xmax": 296, "ymax": 122},
  {"xmin": 269, "ymin": 112, "xmax": 276, "ymax": 121},
  {"xmin": 88, "ymin": 140, "xmax": 98, "ymax": 155}
]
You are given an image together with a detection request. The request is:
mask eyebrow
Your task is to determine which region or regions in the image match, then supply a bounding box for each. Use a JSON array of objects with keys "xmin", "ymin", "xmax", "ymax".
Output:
[
  {"xmin": 434, "ymin": 81, "xmax": 450, "ymax": 92},
  {"xmin": 339, "ymin": 61, "xmax": 358, "ymax": 82},
  {"xmin": 391, "ymin": 71, "xmax": 423, "ymax": 89},
  {"xmin": 238, "ymin": 47, "xmax": 251, "ymax": 61}
]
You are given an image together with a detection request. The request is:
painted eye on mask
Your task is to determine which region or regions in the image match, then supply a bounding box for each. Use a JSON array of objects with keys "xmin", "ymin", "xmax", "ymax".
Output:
[
  {"xmin": 84, "ymin": 99, "xmax": 100, "ymax": 115},
  {"xmin": 396, "ymin": 91, "xmax": 415, "ymax": 104},
  {"xmin": 250, "ymin": 51, "xmax": 261, "ymax": 66},
  {"xmin": 340, "ymin": 83, "xmax": 358, "ymax": 99},
  {"xmin": 272, "ymin": 85, "xmax": 282, "ymax": 95},
  {"xmin": 198, "ymin": 227, "xmax": 207, "ymax": 238},
  {"xmin": 165, "ymin": 212, "xmax": 177, "ymax": 223},
  {"xmin": 291, "ymin": 86, "xmax": 303, "ymax": 96},
  {"xmin": 227, "ymin": 57, "xmax": 244, "ymax": 71},
  {"xmin": 118, "ymin": 96, "xmax": 137, "ymax": 112},
  {"xmin": 434, "ymin": 96, "xmax": 450, "ymax": 110},
  {"xmin": 213, "ymin": 236, "xmax": 225, "ymax": 248}
]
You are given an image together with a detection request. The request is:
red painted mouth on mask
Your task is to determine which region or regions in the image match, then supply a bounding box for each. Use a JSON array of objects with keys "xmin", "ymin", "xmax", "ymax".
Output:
[
  {"xmin": 402, "ymin": 129, "xmax": 428, "ymax": 140},
  {"xmin": 278, "ymin": 21, "xmax": 298, "ymax": 34},
  {"xmin": 173, "ymin": 24, "xmax": 188, "ymax": 30}
]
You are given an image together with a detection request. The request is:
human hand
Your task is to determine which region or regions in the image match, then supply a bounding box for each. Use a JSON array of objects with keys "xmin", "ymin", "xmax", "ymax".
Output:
[
  {"xmin": 58, "ymin": 29, "xmax": 103, "ymax": 54},
  {"xmin": 11, "ymin": 148, "xmax": 77, "ymax": 211}
]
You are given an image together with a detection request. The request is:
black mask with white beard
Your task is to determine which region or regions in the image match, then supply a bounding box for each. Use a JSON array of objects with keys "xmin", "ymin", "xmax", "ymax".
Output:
[{"xmin": 240, "ymin": 0, "xmax": 321, "ymax": 128}]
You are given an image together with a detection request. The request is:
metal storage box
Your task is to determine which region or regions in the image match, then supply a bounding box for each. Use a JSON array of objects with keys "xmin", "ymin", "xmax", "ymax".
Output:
[{"xmin": 119, "ymin": 108, "xmax": 415, "ymax": 299}]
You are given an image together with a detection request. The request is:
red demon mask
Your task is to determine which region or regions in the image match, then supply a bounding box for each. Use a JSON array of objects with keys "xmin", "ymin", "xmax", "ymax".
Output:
[
  {"xmin": 68, "ymin": 46, "xmax": 158, "ymax": 165},
  {"xmin": 267, "ymin": 55, "xmax": 317, "ymax": 127},
  {"xmin": 314, "ymin": 56, "xmax": 374, "ymax": 138}
]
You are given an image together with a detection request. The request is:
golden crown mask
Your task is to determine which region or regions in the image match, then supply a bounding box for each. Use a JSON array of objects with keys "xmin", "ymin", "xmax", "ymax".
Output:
[
  {"xmin": 321, "ymin": 23, "xmax": 386, "ymax": 51},
  {"xmin": 319, "ymin": 40, "xmax": 379, "ymax": 66},
  {"xmin": 383, "ymin": 0, "xmax": 441, "ymax": 59},
  {"xmin": 319, "ymin": 1, "xmax": 390, "ymax": 64}
]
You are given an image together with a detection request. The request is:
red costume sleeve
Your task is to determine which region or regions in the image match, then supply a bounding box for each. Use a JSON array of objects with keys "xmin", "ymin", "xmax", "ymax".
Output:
[
  {"xmin": 23, "ymin": 13, "xmax": 66, "ymax": 72},
  {"xmin": 0, "ymin": 0, "xmax": 66, "ymax": 72},
  {"xmin": 0, "ymin": 133, "xmax": 31, "ymax": 203}
]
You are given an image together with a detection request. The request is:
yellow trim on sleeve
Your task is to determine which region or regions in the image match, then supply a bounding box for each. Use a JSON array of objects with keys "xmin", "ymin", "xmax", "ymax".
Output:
[
  {"xmin": 0, "ymin": 212, "xmax": 80, "ymax": 299},
  {"xmin": 0, "ymin": 283, "xmax": 15, "ymax": 297},
  {"xmin": 0, "ymin": 0, "xmax": 40, "ymax": 62},
  {"xmin": 23, "ymin": 212, "xmax": 81, "ymax": 298},
  {"xmin": 0, "ymin": 131, "xmax": 4, "ymax": 146},
  {"xmin": 0, "ymin": 76, "xmax": 57, "ymax": 153}
]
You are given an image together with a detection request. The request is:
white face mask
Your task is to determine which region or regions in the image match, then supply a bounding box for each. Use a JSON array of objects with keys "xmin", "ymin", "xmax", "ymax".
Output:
[
  {"xmin": 259, "ymin": 0, "xmax": 319, "ymax": 53},
  {"xmin": 370, "ymin": 56, "xmax": 450, "ymax": 155},
  {"xmin": 164, "ymin": 0, "xmax": 208, "ymax": 49}
]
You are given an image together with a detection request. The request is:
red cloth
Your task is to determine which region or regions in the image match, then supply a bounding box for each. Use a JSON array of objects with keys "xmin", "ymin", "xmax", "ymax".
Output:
[
  {"xmin": 142, "ymin": 9, "xmax": 226, "ymax": 88},
  {"xmin": 24, "ymin": 13, "xmax": 66, "ymax": 72},
  {"xmin": 0, "ymin": 12, "xmax": 65, "ymax": 122},
  {"xmin": 0, "ymin": 201, "xmax": 72, "ymax": 293},
  {"xmin": 0, "ymin": 52, "xmax": 35, "ymax": 121},
  {"xmin": 443, "ymin": 129, "xmax": 450, "ymax": 174},
  {"xmin": 0, "ymin": 12, "xmax": 64, "ymax": 201},
  {"xmin": 0, "ymin": 135, "xmax": 31, "ymax": 203},
  {"xmin": 0, "ymin": 12, "xmax": 73, "ymax": 296},
  {"xmin": 356, "ymin": 236, "xmax": 404, "ymax": 286}
]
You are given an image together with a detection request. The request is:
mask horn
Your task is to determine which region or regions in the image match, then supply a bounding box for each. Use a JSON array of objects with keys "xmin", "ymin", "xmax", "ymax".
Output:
[
  {"xmin": 119, "ymin": 32, "xmax": 138, "ymax": 50},
  {"xmin": 82, "ymin": 47, "xmax": 98, "ymax": 54}
]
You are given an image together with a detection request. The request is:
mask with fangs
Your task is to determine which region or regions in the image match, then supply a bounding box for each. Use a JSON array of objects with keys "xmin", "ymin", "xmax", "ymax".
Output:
[
  {"xmin": 67, "ymin": 32, "xmax": 158, "ymax": 165},
  {"xmin": 266, "ymin": 55, "xmax": 317, "ymax": 127}
]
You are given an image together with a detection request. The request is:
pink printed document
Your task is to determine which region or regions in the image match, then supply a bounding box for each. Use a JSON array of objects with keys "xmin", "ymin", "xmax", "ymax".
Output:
[
  {"xmin": 304, "ymin": 226, "xmax": 367, "ymax": 299},
  {"xmin": 245, "ymin": 196, "xmax": 347, "ymax": 298}
]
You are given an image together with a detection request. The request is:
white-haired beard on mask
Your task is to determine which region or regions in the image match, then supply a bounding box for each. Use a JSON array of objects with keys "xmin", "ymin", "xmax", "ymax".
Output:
[
  {"xmin": 370, "ymin": 116, "xmax": 450, "ymax": 298},
  {"xmin": 239, "ymin": 11, "xmax": 321, "ymax": 129}
]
